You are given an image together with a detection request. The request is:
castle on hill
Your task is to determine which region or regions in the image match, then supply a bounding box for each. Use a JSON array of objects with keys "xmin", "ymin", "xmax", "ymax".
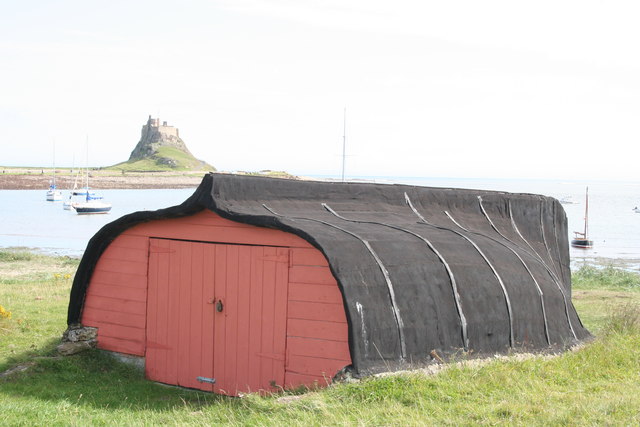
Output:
[
  {"xmin": 143, "ymin": 116, "xmax": 179, "ymax": 139},
  {"xmin": 123, "ymin": 115, "xmax": 214, "ymax": 170},
  {"xmin": 128, "ymin": 115, "xmax": 190, "ymax": 162}
]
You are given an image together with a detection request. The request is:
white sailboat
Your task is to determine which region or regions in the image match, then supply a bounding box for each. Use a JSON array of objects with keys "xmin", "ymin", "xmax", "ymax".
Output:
[
  {"xmin": 72, "ymin": 193, "xmax": 112, "ymax": 214},
  {"xmin": 46, "ymin": 142, "xmax": 62, "ymax": 201},
  {"xmin": 70, "ymin": 139, "xmax": 112, "ymax": 214},
  {"xmin": 46, "ymin": 182, "xmax": 62, "ymax": 201},
  {"xmin": 63, "ymin": 168, "xmax": 95, "ymax": 210}
]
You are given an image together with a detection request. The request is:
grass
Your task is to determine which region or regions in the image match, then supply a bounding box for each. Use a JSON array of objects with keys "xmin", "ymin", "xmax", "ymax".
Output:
[
  {"xmin": 571, "ymin": 264, "xmax": 640, "ymax": 334},
  {"xmin": 1, "ymin": 249, "xmax": 640, "ymax": 425},
  {"xmin": 572, "ymin": 265, "xmax": 640, "ymax": 291},
  {"xmin": 107, "ymin": 146, "xmax": 215, "ymax": 172}
]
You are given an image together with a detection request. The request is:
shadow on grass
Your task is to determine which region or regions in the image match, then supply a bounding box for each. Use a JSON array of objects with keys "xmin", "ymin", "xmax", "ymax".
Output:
[{"xmin": 0, "ymin": 345, "xmax": 234, "ymax": 411}]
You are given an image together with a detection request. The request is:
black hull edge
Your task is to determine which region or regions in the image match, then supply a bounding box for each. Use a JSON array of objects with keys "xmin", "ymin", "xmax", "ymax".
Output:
[{"xmin": 571, "ymin": 238, "xmax": 593, "ymax": 249}]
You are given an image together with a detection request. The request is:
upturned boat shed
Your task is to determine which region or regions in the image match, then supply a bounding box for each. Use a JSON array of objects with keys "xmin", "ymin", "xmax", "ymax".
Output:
[{"xmin": 67, "ymin": 173, "xmax": 589, "ymax": 395}]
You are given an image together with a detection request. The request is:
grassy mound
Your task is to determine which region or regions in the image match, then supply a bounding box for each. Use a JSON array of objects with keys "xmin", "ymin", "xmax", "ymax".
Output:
[{"xmin": 107, "ymin": 147, "xmax": 215, "ymax": 172}]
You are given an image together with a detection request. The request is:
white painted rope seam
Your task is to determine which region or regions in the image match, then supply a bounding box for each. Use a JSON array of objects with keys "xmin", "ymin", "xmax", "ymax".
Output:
[
  {"xmin": 323, "ymin": 201, "xmax": 469, "ymax": 351},
  {"xmin": 508, "ymin": 201, "xmax": 577, "ymax": 339},
  {"xmin": 443, "ymin": 210, "xmax": 515, "ymax": 348},
  {"xmin": 262, "ymin": 203, "xmax": 407, "ymax": 359},
  {"xmin": 477, "ymin": 196, "xmax": 551, "ymax": 345}
]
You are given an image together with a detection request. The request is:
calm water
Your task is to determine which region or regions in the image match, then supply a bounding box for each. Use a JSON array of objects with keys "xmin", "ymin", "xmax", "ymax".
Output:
[
  {"xmin": 0, "ymin": 188, "xmax": 195, "ymax": 257},
  {"xmin": 1, "ymin": 178, "xmax": 639, "ymax": 266},
  {"xmin": 319, "ymin": 176, "xmax": 640, "ymax": 266}
]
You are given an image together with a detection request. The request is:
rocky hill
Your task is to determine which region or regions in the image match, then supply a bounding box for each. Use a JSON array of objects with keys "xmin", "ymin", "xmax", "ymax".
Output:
[{"xmin": 109, "ymin": 116, "xmax": 215, "ymax": 171}]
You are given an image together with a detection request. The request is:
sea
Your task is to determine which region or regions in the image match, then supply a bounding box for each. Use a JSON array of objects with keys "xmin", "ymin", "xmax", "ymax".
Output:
[{"xmin": 1, "ymin": 177, "xmax": 639, "ymax": 270}]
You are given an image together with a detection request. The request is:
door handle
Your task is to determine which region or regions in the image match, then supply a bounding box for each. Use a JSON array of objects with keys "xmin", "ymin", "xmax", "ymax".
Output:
[{"xmin": 216, "ymin": 299, "xmax": 224, "ymax": 312}]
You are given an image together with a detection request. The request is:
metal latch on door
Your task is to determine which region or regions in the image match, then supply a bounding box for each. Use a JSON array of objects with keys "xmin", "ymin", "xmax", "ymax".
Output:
[
  {"xmin": 207, "ymin": 298, "xmax": 224, "ymax": 312},
  {"xmin": 196, "ymin": 376, "xmax": 216, "ymax": 384}
]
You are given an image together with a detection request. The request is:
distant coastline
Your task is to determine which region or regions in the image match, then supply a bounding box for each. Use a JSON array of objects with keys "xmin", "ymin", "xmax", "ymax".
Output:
[
  {"xmin": 0, "ymin": 168, "xmax": 301, "ymax": 190},
  {"xmin": 0, "ymin": 168, "xmax": 208, "ymax": 190}
]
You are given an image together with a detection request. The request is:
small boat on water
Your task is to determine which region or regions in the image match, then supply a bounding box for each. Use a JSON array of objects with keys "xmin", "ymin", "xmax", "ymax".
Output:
[
  {"xmin": 70, "ymin": 137, "xmax": 112, "ymax": 214},
  {"xmin": 64, "ymin": 188, "xmax": 97, "ymax": 210},
  {"xmin": 46, "ymin": 143, "xmax": 62, "ymax": 201},
  {"xmin": 571, "ymin": 187, "xmax": 593, "ymax": 249},
  {"xmin": 63, "ymin": 168, "xmax": 84, "ymax": 209},
  {"xmin": 46, "ymin": 182, "xmax": 63, "ymax": 201},
  {"xmin": 72, "ymin": 193, "xmax": 112, "ymax": 214}
]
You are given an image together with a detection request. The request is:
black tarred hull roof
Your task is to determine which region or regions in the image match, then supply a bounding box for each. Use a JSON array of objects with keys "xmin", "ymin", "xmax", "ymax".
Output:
[{"xmin": 68, "ymin": 173, "xmax": 589, "ymax": 375}]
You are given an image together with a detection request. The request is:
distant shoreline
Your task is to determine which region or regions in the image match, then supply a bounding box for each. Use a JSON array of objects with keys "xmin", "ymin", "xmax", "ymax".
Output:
[
  {"xmin": 0, "ymin": 168, "xmax": 306, "ymax": 190},
  {"xmin": 0, "ymin": 169, "xmax": 208, "ymax": 190}
]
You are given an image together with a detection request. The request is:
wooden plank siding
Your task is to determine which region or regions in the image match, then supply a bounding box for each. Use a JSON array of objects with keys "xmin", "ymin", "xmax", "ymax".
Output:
[
  {"xmin": 80, "ymin": 209, "xmax": 351, "ymax": 392},
  {"xmin": 285, "ymin": 248, "xmax": 350, "ymax": 388},
  {"xmin": 82, "ymin": 233, "xmax": 149, "ymax": 355}
]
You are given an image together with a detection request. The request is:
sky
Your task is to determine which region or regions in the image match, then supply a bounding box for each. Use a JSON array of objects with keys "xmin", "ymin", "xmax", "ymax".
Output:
[{"xmin": 1, "ymin": 0, "xmax": 639, "ymax": 180}]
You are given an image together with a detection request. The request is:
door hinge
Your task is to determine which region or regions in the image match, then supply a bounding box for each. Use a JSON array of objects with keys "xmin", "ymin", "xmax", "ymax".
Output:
[{"xmin": 196, "ymin": 376, "xmax": 216, "ymax": 384}]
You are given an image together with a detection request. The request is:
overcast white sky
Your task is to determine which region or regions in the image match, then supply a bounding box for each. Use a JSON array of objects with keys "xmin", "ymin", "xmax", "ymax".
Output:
[{"xmin": 1, "ymin": 1, "xmax": 639, "ymax": 180}]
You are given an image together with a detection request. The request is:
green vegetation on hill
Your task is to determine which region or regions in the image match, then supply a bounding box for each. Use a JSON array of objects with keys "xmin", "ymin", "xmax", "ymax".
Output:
[
  {"xmin": 108, "ymin": 146, "xmax": 215, "ymax": 172},
  {"xmin": 2, "ymin": 251, "xmax": 640, "ymax": 425}
]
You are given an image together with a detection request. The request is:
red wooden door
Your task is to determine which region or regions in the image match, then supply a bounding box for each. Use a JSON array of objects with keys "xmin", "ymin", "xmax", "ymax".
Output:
[{"xmin": 146, "ymin": 238, "xmax": 290, "ymax": 395}]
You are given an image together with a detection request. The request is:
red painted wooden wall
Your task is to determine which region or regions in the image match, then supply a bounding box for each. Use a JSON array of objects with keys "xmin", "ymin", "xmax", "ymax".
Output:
[{"xmin": 81, "ymin": 209, "xmax": 351, "ymax": 395}]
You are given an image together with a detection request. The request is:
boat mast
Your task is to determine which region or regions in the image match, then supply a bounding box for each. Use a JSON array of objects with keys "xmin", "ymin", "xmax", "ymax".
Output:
[
  {"xmin": 85, "ymin": 136, "xmax": 90, "ymax": 200},
  {"xmin": 341, "ymin": 107, "xmax": 346, "ymax": 182},
  {"xmin": 584, "ymin": 186, "xmax": 589, "ymax": 238},
  {"xmin": 52, "ymin": 139, "xmax": 56, "ymax": 187}
]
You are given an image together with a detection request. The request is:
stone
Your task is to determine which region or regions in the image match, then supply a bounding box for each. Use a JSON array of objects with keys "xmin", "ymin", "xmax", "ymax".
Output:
[
  {"xmin": 57, "ymin": 340, "xmax": 96, "ymax": 356},
  {"xmin": 65, "ymin": 326, "xmax": 98, "ymax": 342}
]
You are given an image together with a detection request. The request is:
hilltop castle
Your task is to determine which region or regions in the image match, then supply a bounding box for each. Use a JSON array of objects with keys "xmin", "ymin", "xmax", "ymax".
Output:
[
  {"xmin": 128, "ymin": 115, "xmax": 192, "ymax": 162},
  {"xmin": 142, "ymin": 116, "xmax": 179, "ymax": 139}
]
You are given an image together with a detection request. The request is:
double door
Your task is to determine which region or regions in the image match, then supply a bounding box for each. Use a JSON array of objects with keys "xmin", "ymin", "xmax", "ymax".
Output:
[{"xmin": 146, "ymin": 238, "xmax": 290, "ymax": 395}]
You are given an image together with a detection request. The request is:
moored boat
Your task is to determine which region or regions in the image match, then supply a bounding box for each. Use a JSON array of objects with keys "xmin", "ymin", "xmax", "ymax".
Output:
[
  {"xmin": 72, "ymin": 194, "xmax": 111, "ymax": 214},
  {"xmin": 46, "ymin": 183, "xmax": 63, "ymax": 201},
  {"xmin": 70, "ymin": 137, "xmax": 112, "ymax": 214},
  {"xmin": 64, "ymin": 188, "xmax": 97, "ymax": 210},
  {"xmin": 46, "ymin": 143, "xmax": 62, "ymax": 201},
  {"xmin": 571, "ymin": 187, "xmax": 593, "ymax": 249}
]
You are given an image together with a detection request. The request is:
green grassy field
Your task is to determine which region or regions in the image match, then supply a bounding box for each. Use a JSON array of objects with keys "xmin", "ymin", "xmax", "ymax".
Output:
[
  {"xmin": 107, "ymin": 146, "xmax": 215, "ymax": 172},
  {"xmin": 1, "ymin": 250, "xmax": 639, "ymax": 425}
]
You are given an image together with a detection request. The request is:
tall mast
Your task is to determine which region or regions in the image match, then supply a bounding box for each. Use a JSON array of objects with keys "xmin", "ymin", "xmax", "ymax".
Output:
[
  {"xmin": 341, "ymin": 107, "xmax": 346, "ymax": 182},
  {"xmin": 584, "ymin": 187, "xmax": 589, "ymax": 237},
  {"xmin": 52, "ymin": 139, "xmax": 56, "ymax": 186},
  {"xmin": 85, "ymin": 136, "xmax": 89, "ymax": 195}
]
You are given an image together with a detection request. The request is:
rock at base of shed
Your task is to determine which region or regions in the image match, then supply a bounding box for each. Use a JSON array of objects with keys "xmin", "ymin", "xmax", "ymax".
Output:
[{"xmin": 58, "ymin": 325, "xmax": 98, "ymax": 355}]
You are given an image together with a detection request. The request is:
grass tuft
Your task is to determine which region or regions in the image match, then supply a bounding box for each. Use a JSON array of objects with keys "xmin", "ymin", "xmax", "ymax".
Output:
[
  {"xmin": 602, "ymin": 302, "xmax": 640, "ymax": 336},
  {"xmin": 0, "ymin": 250, "xmax": 35, "ymax": 262},
  {"xmin": 572, "ymin": 265, "xmax": 640, "ymax": 291}
]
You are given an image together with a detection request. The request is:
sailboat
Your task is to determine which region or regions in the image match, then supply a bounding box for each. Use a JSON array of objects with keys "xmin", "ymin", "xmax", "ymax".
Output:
[
  {"xmin": 70, "ymin": 139, "xmax": 112, "ymax": 214},
  {"xmin": 45, "ymin": 142, "xmax": 63, "ymax": 201},
  {"xmin": 46, "ymin": 181, "xmax": 62, "ymax": 202},
  {"xmin": 72, "ymin": 192, "xmax": 112, "ymax": 214},
  {"xmin": 571, "ymin": 187, "xmax": 593, "ymax": 249},
  {"xmin": 63, "ymin": 167, "xmax": 95, "ymax": 210}
]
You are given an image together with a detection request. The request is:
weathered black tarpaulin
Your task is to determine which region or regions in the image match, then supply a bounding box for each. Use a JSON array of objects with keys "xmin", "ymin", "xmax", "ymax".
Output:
[{"xmin": 68, "ymin": 173, "xmax": 589, "ymax": 376}]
